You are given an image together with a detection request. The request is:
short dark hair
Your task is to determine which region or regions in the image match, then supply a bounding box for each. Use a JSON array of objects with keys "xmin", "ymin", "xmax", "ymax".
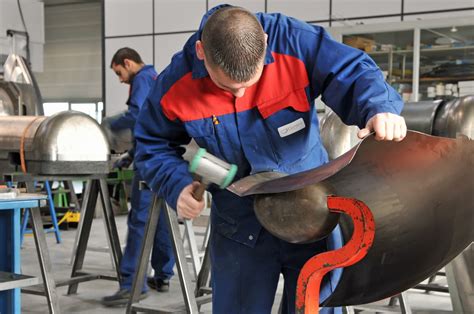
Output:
[
  {"xmin": 201, "ymin": 7, "xmax": 266, "ymax": 82},
  {"xmin": 110, "ymin": 47, "xmax": 143, "ymax": 68}
]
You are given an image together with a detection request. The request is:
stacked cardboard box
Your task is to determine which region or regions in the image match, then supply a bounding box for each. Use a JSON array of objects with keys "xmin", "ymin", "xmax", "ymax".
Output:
[{"xmin": 344, "ymin": 36, "xmax": 375, "ymax": 52}]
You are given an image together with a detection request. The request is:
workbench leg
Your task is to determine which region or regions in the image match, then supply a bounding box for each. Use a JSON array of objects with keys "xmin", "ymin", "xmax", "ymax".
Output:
[
  {"xmin": 67, "ymin": 179, "xmax": 99, "ymax": 295},
  {"xmin": 26, "ymin": 182, "xmax": 61, "ymax": 314},
  {"xmin": 44, "ymin": 181, "xmax": 61, "ymax": 244},
  {"xmin": 126, "ymin": 195, "xmax": 162, "ymax": 314},
  {"xmin": 165, "ymin": 203, "xmax": 199, "ymax": 314},
  {"xmin": 64, "ymin": 180, "xmax": 80, "ymax": 211},
  {"xmin": 98, "ymin": 178, "xmax": 122, "ymax": 282},
  {"xmin": 69, "ymin": 181, "xmax": 89, "ymax": 265},
  {"xmin": 195, "ymin": 238, "xmax": 211, "ymax": 298},
  {"xmin": 399, "ymin": 292, "xmax": 412, "ymax": 314},
  {"xmin": 184, "ymin": 219, "xmax": 201, "ymax": 278},
  {"xmin": 29, "ymin": 208, "xmax": 61, "ymax": 313}
]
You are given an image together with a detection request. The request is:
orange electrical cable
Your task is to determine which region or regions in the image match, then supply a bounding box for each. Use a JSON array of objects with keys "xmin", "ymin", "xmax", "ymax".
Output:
[{"xmin": 20, "ymin": 116, "xmax": 42, "ymax": 173}]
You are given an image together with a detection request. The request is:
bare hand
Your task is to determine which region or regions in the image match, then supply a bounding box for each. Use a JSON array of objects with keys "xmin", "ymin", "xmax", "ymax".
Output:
[
  {"xmin": 176, "ymin": 182, "xmax": 205, "ymax": 219},
  {"xmin": 358, "ymin": 112, "xmax": 407, "ymax": 141}
]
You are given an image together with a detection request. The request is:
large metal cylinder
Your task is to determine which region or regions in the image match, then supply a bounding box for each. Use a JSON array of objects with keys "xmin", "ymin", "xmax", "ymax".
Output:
[
  {"xmin": 321, "ymin": 95, "xmax": 474, "ymax": 160},
  {"xmin": 402, "ymin": 95, "xmax": 474, "ymax": 138},
  {"xmin": 0, "ymin": 111, "xmax": 110, "ymax": 175}
]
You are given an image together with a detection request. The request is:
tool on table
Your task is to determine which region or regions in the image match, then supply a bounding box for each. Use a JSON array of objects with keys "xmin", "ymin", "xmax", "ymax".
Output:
[
  {"xmin": 188, "ymin": 148, "xmax": 237, "ymax": 201},
  {"xmin": 0, "ymin": 187, "xmax": 20, "ymax": 199}
]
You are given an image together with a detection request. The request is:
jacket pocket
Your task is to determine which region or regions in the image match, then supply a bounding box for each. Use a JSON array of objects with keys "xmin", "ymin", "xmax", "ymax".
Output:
[
  {"xmin": 256, "ymin": 87, "xmax": 310, "ymax": 119},
  {"xmin": 184, "ymin": 117, "xmax": 237, "ymax": 164},
  {"xmin": 255, "ymin": 88, "xmax": 314, "ymax": 162}
]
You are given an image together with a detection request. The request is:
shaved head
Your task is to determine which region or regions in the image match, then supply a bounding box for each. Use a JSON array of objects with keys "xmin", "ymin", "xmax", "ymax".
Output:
[{"xmin": 201, "ymin": 7, "xmax": 266, "ymax": 82}]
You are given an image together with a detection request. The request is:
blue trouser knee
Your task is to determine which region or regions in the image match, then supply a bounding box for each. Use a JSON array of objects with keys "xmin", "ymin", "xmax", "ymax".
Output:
[
  {"xmin": 210, "ymin": 228, "xmax": 341, "ymax": 314},
  {"xmin": 119, "ymin": 175, "xmax": 175, "ymax": 291}
]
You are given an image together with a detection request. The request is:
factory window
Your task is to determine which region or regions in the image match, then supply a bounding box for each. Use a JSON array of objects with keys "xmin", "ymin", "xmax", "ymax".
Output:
[
  {"xmin": 43, "ymin": 102, "xmax": 103, "ymax": 123},
  {"xmin": 43, "ymin": 102, "xmax": 69, "ymax": 116}
]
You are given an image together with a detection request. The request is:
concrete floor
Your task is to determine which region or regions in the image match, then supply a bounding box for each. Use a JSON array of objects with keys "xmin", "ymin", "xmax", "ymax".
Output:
[{"xmin": 19, "ymin": 214, "xmax": 454, "ymax": 313}]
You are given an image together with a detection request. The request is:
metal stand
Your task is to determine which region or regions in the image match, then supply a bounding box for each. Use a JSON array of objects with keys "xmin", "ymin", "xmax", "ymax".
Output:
[
  {"xmin": 4, "ymin": 173, "xmax": 122, "ymax": 312},
  {"xmin": 67, "ymin": 178, "xmax": 122, "ymax": 294},
  {"xmin": 24, "ymin": 181, "xmax": 61, "ymax": 314},
  {"xmin": 126, "ymin": 193, "xmax": 212, "ymax": 314},
  {"xmin": 348, "ymin": 292, "xmax": 412, "ymax": 314},
  {"xmin": 445, "ymin": 245, "xmax": 474, "ymax": 313}
]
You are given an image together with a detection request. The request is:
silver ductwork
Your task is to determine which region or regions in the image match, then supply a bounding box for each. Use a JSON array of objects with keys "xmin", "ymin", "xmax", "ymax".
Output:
[{"xmin": 0, "ymin": 111, "xmax": 110, "ymax": 175}]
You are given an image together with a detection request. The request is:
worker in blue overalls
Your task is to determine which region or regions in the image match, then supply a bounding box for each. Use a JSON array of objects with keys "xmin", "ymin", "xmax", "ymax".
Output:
[
  {"xmin": 134, "ymin": 6, "xmax": 407, "ymax": 314},
  {"xmin": 102, "ymin": 47, "xmax": 175, "ymax": 307}
]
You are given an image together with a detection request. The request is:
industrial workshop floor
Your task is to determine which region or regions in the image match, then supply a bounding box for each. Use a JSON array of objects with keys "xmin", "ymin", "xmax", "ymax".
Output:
[{"xmin": 20, "ymin": 214, "xmax": 454, "ymax": 313}]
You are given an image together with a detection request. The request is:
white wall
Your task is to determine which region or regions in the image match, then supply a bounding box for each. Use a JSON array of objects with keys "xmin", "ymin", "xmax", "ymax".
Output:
[{"xmin": 103, "ymin": 0, "xmax": 474, "ymax": 116}]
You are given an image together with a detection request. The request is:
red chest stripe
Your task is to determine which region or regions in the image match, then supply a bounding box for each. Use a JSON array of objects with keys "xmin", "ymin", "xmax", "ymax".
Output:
[{"xmin": 161, "ymin": 52, "xmax": 310, "ymax": 122}]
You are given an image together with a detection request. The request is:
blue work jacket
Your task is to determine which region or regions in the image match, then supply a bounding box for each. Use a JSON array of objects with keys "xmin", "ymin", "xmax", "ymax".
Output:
[
  {"xmin": 110, "ymin": 64, "xmax": 157, "ymax": 157},
  {"xmin": 135, "ymin": 5, "xmax": 403, "ymax": 300}
]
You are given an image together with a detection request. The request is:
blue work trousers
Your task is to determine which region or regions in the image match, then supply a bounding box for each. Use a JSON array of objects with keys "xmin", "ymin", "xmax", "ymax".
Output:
[
  {"xmin": 119, "ymin": 174, "xmax": 175, "ymax": 292},
  {"xmin": 210, "ymin": 227, "xmax": 341, "ymax": 314}
]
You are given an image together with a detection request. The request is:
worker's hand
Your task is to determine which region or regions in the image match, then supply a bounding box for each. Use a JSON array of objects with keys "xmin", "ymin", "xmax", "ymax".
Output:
[
  {"xmin": 177, "ymin": 182, "xmax": 206, "ymax": 219},
  {"xmin": 113, "ymin": 152, "xmax": 133, "ymax": 169},
  {"xmin": 358, "ymin": 112, "xmax": 407, "ymax": 141}
]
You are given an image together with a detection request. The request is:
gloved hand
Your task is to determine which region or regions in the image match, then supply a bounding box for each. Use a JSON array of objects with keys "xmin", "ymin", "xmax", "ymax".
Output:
[{"xmin": 113, "ymin": 152, "xmax": 133, "ymax": 169}]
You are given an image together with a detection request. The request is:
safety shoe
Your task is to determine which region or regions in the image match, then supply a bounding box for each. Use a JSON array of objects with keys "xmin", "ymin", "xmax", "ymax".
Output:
[
  {"xmin": 101, "ymin": 289, "xmax": 148, "ymax": 307},
  {"xmin": 147, "ymin": 277, "xmax": 170, "ymax": 292}
]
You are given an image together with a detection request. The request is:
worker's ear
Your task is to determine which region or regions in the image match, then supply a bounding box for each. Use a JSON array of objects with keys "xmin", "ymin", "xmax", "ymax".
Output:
[
  {"xmin": 196, "ymin": 40, "xmax": 205, "ymax": 61},
  {"xmin": 123, "ymin": 59, "xmax": 132, "ymax": 70}
]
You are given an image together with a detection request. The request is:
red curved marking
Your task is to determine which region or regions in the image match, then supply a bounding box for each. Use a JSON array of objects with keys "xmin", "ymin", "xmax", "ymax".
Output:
[{"xmin": 295, "ymin": 196, "xmax": 375, "ymax": 314}]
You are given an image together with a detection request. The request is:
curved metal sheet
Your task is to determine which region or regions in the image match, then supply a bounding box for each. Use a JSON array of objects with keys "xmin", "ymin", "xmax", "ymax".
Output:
[
  {"xmin": 320, "ymin": 109, "xmax": 361, "ymax": 160},
  {"xmin": 228, "ymin": 131, "xmax": 474, "ymax": 305}
]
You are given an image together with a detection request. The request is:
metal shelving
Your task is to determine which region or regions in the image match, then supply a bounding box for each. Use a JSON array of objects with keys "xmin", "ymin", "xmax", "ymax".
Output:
[{"xmin": 329, "ymin": 16, "xmax": 474, "ymax": 101}]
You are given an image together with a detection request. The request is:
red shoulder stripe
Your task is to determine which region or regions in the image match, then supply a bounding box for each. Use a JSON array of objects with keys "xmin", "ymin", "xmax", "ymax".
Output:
[{"xmin": 161, "ymin": 52, "xmax": 309, "ymax": 122}]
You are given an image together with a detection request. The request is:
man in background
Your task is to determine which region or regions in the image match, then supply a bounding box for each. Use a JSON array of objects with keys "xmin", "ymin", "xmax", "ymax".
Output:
[{"xmin": 102, "ymin": 47, "xmax": 175, "ymax": 307}]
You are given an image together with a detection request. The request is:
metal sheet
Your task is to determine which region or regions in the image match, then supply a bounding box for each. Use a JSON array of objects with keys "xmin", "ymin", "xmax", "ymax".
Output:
[
  {"xmin": 320, "ymin": 109, "xmax": 361, "ymax": 160},
  {"xmin": 229, "ymin": 131, "xmax": 474, "ymax": 305}
]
